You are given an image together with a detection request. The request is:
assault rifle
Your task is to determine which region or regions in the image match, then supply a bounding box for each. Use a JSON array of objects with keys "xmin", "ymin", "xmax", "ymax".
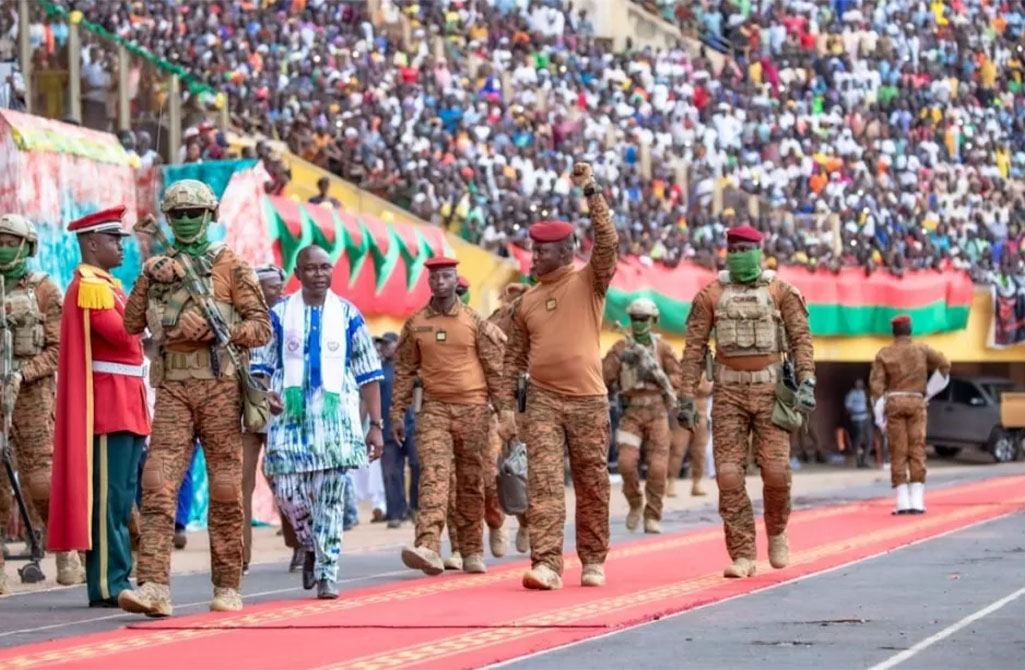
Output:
[
  {"xmin": 0, "ymin": 275, "xmax": 45, "ymax": 583},
  {"xmin": 612, "ymin": 323, "xmax": 677, "ymax": 408}
]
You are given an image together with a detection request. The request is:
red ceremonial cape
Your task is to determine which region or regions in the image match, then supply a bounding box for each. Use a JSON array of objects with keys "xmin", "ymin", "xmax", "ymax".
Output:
[{"xmin": 47, "ymin": 270, "xmax": 94, "ymax": 551}]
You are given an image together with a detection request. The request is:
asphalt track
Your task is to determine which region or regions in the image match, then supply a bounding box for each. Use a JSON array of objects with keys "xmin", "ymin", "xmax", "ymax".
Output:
[{"xmin": 1, "ymin": 462, "xmax": 1023, "ymax": 669}]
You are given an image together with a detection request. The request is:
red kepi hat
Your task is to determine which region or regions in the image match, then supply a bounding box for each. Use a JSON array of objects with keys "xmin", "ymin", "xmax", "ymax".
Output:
[
  {"xmin": 66, "ymin": 206, "xmax": 130, "ymax": 236},
  {"xmin": 726, "ymin": 225, "xmax": 763, "ymax": 244},
  {"xmin": 456, "ymin": 276, "xmax": 470, "ymax": 290},
  {"xmin": 425, "ymin": 256, "xmax": 459, "ymax": 270},
  {"xmin": 891, "ymin": 314, "xmax": 912, "ymax": 327},
  {"xmin": 529, "ymin": 220, "xmax": 574, "ymax": 243}
]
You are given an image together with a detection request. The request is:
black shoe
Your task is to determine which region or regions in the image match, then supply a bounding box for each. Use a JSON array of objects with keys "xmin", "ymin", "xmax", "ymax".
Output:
[
  {"xmin": 386, "ymin": 519, "xmax": 402, "ymax": 529},
  {"xmin": 288, "ymin": 548, "xmax": 304, "ymax": 573},
  {"xmin": 316, "ymin": 578, "xmax": 339, "ymax": 600},
  {"xmin": 173, "ymin": 529, "xmax": 187, "ymax": 550},
  {"xmin": 242, "ymin": 563, "xmax": 250, "ymax": 576},
  {"xmin": 302, "ymin": 551, "xmax": 316, "ymax": 590}
]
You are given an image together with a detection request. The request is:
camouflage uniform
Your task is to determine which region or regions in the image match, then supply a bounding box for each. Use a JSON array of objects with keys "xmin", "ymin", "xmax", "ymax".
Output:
[
  {"xmin": 0, "ymin": 213, "xmax": 82, "ymax": 587},
  {"xmin": 680, "ymin": 269, "xmax": 814, "ymax": 571},
  {"xmin": 668, "ymin": 374, "xmax": 711, "ymax": 496},
  {"xmin": 602, "ymin": 333, "xmax": 681, "ymax": 528},
  {"xmin": 121, "ymin": 180, "xmax": 270, "ymax": 614},
  {"xmin": 393, "ymin": 298, "xmax": 505, "ymax": 574}
]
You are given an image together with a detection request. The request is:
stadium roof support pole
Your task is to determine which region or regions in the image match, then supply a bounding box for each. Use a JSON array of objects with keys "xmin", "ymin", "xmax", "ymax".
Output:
[
  {"xmin": 168, "ymin": 75, "xmax": 181, "ymax": 164},
  {"xmin": 18, "ymin": 0, "xmax": 31, "ymax": 114},
  {"xmin": 68, "ymin": 20, "xmax": 81, "ymax": 123},
  {"xmin": 117, "ymin": 44, "xmax": 130, "ymax": 132}
]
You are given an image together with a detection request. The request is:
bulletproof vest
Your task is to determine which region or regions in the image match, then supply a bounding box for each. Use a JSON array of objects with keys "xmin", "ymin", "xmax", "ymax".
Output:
[
  {"xmin": 6, "ymin": 273, "xmax": 47, "ymax": 360},
  {"xmin": 713, "ymin": 270, "xmax": 786, "ymax": 358},
  {"xmin": 618, "ymin": 337, "xmax": 662, "ymax": 393}
]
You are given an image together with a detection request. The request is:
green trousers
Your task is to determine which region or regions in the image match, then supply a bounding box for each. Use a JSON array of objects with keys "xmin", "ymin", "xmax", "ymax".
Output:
[{"xmin": 86, "ymin": 431, "xmax": 145, "ymax": 605}]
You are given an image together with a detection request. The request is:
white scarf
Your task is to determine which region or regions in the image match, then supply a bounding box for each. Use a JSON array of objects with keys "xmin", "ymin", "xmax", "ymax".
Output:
[{"xmin": 282, "ymin": 291, "xmax": 348, "ymax": 397}]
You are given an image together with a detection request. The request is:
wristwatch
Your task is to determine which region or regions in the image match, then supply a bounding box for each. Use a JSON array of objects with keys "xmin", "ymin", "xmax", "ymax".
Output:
[
  {"xmin": 583, "ymin": 181, "xmax": 602, "ymax": 197},
  {"xmin": 368, "ymin": 419, "xmax": 384, "ymax": 430}
]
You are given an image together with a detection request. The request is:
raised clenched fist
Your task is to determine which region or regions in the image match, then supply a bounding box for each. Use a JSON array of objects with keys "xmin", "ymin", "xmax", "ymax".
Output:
[
  {"xmin": 143, "ymin": 256, "xmax": 185, "ymax": 284},
  {"xmin": 570, "ymin": 162, "xmax": 594, "ymax": 187}
]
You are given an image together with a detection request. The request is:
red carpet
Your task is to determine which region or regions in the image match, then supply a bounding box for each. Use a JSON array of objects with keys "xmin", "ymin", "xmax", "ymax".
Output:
[{"xmin": 5, "ymin": 475, "xmax": 1024, "ymax": 670}]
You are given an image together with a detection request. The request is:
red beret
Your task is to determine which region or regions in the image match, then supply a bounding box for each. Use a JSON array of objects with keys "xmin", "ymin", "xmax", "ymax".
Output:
[
  {"xmin": 891, "ymin": 314, "xmax": 912, "ymax": 326},
  {"xmin": 456, "ymin": 276, "xmax": 470, "ymax": 290},
  {"xmin": 67, "ymin": 206, "xmax": 129, "ymax": 235},
  {"xmin": 726, "ymin": 225, "xmax": 763, "ymax": 244},
  {"xmin": 425, "ymin": 256, "xmax": 459, "ymax": 270},
  {"xmin": 529, "ymin": 220, "xmax": 574, "ymax": 243}
]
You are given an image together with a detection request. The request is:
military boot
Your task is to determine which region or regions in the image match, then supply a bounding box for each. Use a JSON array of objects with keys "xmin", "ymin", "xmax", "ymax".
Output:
[
  {"xmin": 522, "ymin": 564, "xmax": 562, "ymax": 591},
  {"xmin": 691, "ymin": 482, "xmax": 707, "ymax": 497},
  {"xmin": 643, "ymin": 517, "xmax": 661, "ymax": 534},
  {"xmin": 490, "ymin": 527, "xmax": 507, "ymax": 558},
  {"xmin": 0, "ymin": 570, "xmax": 9, "ymax": 595},
  {"xmin": 666, "ymin": 478, "xmax": 678, "ymax": 498},
  {"xmin": 723, "ymin": 558, "xmax": 757, "ymax": 579},
  {"xmin": 626, "ymin": 504, "xmax": 642, "ymax": 531},
  {"xmin": 443, "ymin": 551, "xmax": 463, "ymax": 571},
  {"xmin": 515, "ymin": 526, "xmax": 530, "ymax": 553},
  {"xmin": 56, "ymin": 551, "xmax": 86, "ymax": 585},
  {"xmin": 768, "ymin": 533, "xmax": 790, "ymax": 569},
  {"xmin": 400, "ymin": 545, "xmax": 444, "ymax": 576},
  {"xmin": 580, "ymin": 564, "xmax": 605, "ymax": 587},
  {"xmin": 210, "ymin": 587, "xmax": 243, "ymax": 612},
  {"xmin": 462, "ymin": 553, "xmax": 487, "ymax": 574},
  {"xmin": 118, "ymin": 582, "xmax": 172, "ymax": 617}
]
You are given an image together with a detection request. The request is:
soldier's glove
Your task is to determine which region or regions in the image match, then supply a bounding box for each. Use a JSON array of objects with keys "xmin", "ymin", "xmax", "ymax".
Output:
[
  {"xmin": 143, "ymin": 255, "xmax": 186, "ymax": 284},
  {"xmin": 676, "ymin": 395, "xmax": 698, "ymax": 430},
  {"xmin": 498, "ymin": 409, "xmax": 518, "ymax": 441},
  {"xmin": 796, "ymin": 378, "xmax": 817, "ymax": 413},
  {"xmin": 174, "ymin": 309, "xmax": 213, "ymax": 342}
]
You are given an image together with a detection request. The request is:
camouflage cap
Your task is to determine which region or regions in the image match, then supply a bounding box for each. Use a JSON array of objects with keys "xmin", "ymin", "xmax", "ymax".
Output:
[
  {"xmin": 626, "ymin": 297, "xmax": 658, "ymax": 319},
  {"xmin": 0, "ymin": 213, "xmax": 38, "ymax": 255},
  {"xmin": 161, "ymin": 179, "xmax": 218, "ymax": 213}
]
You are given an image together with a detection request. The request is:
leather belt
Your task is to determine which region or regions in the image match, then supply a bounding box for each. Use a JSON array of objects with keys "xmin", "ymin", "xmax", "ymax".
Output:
[{"xmin": 92, "ymin": 361, "xmax": 145, "ymax": 377}]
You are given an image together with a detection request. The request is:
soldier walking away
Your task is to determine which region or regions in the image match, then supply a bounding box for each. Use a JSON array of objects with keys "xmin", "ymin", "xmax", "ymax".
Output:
[
  {"xmin": 602, "ymin": 298, "xmax": 681, "ymax": 534},
  {"xmin": 844, "ymin": 379, "xmax": 872, "ymax": 468},
  {"xmin": 678, "ymin": 225, "xmax": 815, "ymax": 579},
  {"xmin": 0, "ymin": 213, "xmax": 84, "ymax": 588},
  {"xmin": 48, "ymin": 207, "xmax": 150, "ymax": 606},
  {"xmin": 869, "ymin": 315, "xmax": 950, "ymax": 515},
  {"xmin": 254, "ymin": 245, "xmax": 384, "ymax": 599},
  {"xmin": 392, "ymin": 257, "xmax": 506, "ymax": 576},
  {"xmin": 498, "ymin": 162, "xmax": 618, "ymax": 591},
  {"xmin": 119, "ymin": 179, "xmax": 271, "ymax": 616},
  {"xmin": 668, "ymin": 371, "xmax": 711, "ymax": 498}
]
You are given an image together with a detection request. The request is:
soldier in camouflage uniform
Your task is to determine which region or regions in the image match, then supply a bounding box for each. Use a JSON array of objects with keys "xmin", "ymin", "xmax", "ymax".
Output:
[
  {"xmin": 602, "ymin": 298, "xmax": 681, "ymax": 534},
  {"xmin": 118, "ymin": 180, "xmax": 271, "ymax": 616},
  {"xmin": 0, "ymin": 213, "xmax": 84, "ymax": 591},
  {"xmin": 392, "ymin": 257, "xmax": 506, "ymax": 576},
  {"xmin": 499, "ymin": 163, "xmax": 617, "ymax": 590},
  {"xmin": 678, "ymin": 226, "xmax": 815, "ymax": 579},
  {"xmin": 667, "ymin": 372, "xmax": 711, "ymax": 498}
]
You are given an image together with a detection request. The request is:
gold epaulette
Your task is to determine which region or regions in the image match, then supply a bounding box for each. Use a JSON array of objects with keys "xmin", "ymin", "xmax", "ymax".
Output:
[{"xmin": 77, "ymin": 267, "xmax": 115, "ymax": 310}]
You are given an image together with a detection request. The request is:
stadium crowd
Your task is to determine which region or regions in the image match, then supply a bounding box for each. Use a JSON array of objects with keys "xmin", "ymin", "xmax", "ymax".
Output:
[{"xmin": 32, "ymin": 0, "xmax": 1025, "ymax": 284}]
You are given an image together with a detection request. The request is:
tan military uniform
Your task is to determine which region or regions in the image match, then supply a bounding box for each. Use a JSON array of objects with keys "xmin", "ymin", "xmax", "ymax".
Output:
[
  {"xmin": 680, "ymin": 270, "xmax": 814, "ymax": 564},
  {"xmin": 602, "ymin": 336, "xmax": 680, "ymax": 525},
  {"xmin": 869, "ymin": 337, "xmax": 950, "ymax": 488}
]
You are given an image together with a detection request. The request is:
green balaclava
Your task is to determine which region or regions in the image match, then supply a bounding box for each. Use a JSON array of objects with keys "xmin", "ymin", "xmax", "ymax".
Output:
[
  {"xmin": 0, "ymin": 240, "xmax": 30, "ymax": 282},
  {"xmin": 170, "ymin": 210, "xmax": 213, "ymax": 256},
  {"xmin": 630, "ymin": 317, "xmax": 653, "ymax": 344},
  {"xmin": 458, "ymin": 289, "xmax": 471, "ymax": 305},
  {"xmin": 727, "ymin": 248, "xmax": 763, "ymax": 283}
]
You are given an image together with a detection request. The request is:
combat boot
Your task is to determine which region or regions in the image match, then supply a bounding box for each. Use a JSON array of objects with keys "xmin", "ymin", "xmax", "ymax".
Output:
[
  {"xmin": 0, "ymin": 570, "xmax": 9, "ymax": 595},
  {"xmin": 522, "ymin": 564, "xmax": 562, "ymax": 590},
  {"xmin": 515, "ymin": 526, "xmax": 530, "ymax": 553},
  {"xmin": 666, "ymin": 479, "xmax": 678, "ymax": 498},
  {"xmin": 626, "ymin": 504, "xmax": 642, "ymax": 531},
  {"xmin": 401, "ymin": 545, "xmax": 445, "ymax": 576},
  {"xmin": 56, "ymin": 551, "xmax": 85, "ymax": 585},
  {"xmin": 118, "ymin": 582, "xmax": 172, "ymax": 617},
  {"xmin": 909, "ymin": 482, "xmax": 926, "ymax": 514},
  {"xmin": 643, "ymin": 518, "xmax": 661, "ymax": 534},
  {"xmin": 210, "ymin": 587, "xmax": 243, "ymax": 612},
  {"xmin": 490, "ymin": 527, "xmax": 507, "ymax": 558},
  {"xmin": 462, "ymin": 553, "xmax": 487, "ymax": 574},
  {"xmin": 691, "ymin": 482, "xmax": 707, "ymax": 497},
  {"xmin": 723, "ymin": 558, "xmax": 757, "ymax": 579},
  {"xmin": 443, "ymin": 551, "xmax": 463, "ymax": 571},
  {"xmin": 768, "ymin": 533, "xmax": 790, "ymax": 569},
  {"xmin": 580, "ymin": 564, "xmax": 605, "ymax": 587}
]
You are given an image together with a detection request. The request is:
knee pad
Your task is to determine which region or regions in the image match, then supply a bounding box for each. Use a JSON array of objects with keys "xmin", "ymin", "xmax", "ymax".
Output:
[
  {"xmin": 210, "ymin": 473, "xmax": 240, "ymax": 504},
  {"xmin": 141, "ymin": 456, "xmax": 167, "ymax": 493},
  {"xmin": 27, "ymin": 469, "xmax": 51, "ymax": 504},
  {"xmin": 761, "ymin": 464, "xmax": 791, "ymax": 489},
  {"xmin": 716, "ymin": 464, "xmax": 745, "ymax": 491},
  {"xmin": 615, "ymin": 430, "xmax": 642, "ymax": 449}
]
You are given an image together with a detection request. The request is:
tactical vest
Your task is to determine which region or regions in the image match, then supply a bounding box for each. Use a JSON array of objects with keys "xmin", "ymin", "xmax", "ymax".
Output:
[
  {"xmin": 713, "ymin": 270, "xmax": 786, "ymax": 358},
  {"xmin": 618, "ymin": 337, "xmax": 663, "ymax": 393},
  {"xmin": 6, "ymin": 272, "xmax": 48, "ymax": 361}
]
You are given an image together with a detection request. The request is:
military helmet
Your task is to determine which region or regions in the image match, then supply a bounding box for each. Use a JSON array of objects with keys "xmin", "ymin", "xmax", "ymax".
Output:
[
  {"xmin": 0, "ymin": 214, "xmax": 38, "ymax": 256},
  {"xmin": 626, "ymin": 297, "xmax": 658, "ymax": 319},
  {"xmin": 161, "ymin": 179, "xmax": 218, "ymax": 213}
]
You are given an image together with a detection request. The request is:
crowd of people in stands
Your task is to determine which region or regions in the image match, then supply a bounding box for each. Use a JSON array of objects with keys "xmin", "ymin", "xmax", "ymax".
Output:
[{"xmin": 40, "ymin": 0, "xmax": 1025, "ymax": 285}]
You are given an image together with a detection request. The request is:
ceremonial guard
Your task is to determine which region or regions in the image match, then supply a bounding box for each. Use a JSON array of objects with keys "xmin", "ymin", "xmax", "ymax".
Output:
[
  {"xmin": 602, "ymin": 298, "xmax": 681, "ymax": 534},
  {"xmin": 499, "ymin": 162, "xmax": 618, "ymax": 590},
  {"xmin": 678, "ymin": 225, "xmax": 814, "ymax": 578},
  {"xmin": 870, "ymin": 315, "xmax": 950, "ymax": 514},
  {"xmin": 48, "ymin": 207, "xmax": 150, "ymax": 606}
]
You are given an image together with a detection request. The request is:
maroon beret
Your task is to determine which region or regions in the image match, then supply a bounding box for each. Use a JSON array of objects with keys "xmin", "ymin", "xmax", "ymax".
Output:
[
  {"xmin": 529, "ymin": 220, "xmax": 574, "ymax": 243},
  {"xmin": 67, "ymin": 206, "xmax": 129, "ymax": 236},
  {"xmin": 891, "ymin": 314, "xmax": 912, "ymax": 326},
  {"xmin": 726, "ymin": 225, "xmax": 763, "ymax": 244},
  {"xmin": 456, "ymin": 276, "xmax": 470, "ymax": 290},
  {"xmin": 425, "ymin": 256, "xmax": 459, "ymax": 270}
]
